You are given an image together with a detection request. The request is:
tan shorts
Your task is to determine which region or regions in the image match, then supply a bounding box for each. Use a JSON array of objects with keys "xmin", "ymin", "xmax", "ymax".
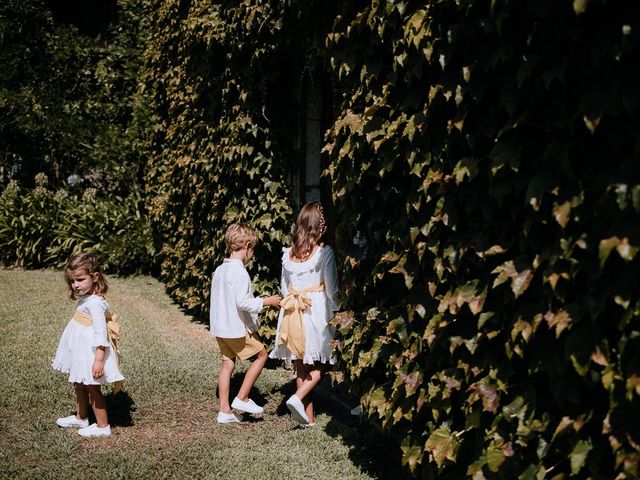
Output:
[{"xmin": 216, "ymin": 332, "xmax": 264, "ymax": 361}]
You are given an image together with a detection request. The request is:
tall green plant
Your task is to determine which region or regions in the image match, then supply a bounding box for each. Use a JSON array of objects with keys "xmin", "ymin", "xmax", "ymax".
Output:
[
  {"xmin": 0, "ymin": 176, "xmax": 153, "ymax": 274},
  {"xmin": 327, "ymin": 0, "xmax": 640, "ymax": 478},
  {"xmin": 0, "ymin": 174, "xmax": 61, "ymax": 267}
]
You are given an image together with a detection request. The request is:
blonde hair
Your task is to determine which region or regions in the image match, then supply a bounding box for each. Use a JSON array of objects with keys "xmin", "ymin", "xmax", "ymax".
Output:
[
  {"xmin": 224, "ymin": 223, "xmax": 258, "ymax": 252},
  {"xmin": 291, "ymin": 202, "xmax": 326, "ymax": 261},
  {"xmin": 64, "ymin": 252, "xmax": 108, "ymax": 300}
]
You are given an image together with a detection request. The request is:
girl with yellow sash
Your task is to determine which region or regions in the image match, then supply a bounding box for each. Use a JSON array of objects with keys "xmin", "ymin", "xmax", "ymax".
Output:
[
  {"xmin": 52, "ymin": 253, "xmax": 124, "ymax": 437},
  {"xmin": 269, "ymin": 202, "xmax": 340, "ymax": 427}
]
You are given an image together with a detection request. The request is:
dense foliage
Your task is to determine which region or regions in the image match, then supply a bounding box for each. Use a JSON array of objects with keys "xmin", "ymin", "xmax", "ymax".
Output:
[
  {"xmin": 3, "ymin": 0, "xmax": 640, "ymax": 477},
  {"xmin": 0, "ymin": 0, "xmax": 146, "ymax": 193},
  {"xmin": 0, "ymin": 174, "xmax": 153, "ymax": 274},
  {"xmin": 327, "ymin": 0, "xmax": 640, "ymax": 478},
  {"xmin": 140, "ymin": 0, "xmax": 331, "ymax": 327}
]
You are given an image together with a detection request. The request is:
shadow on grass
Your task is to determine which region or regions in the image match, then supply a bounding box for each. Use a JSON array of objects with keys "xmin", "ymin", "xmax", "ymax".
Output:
[
  {"xmin": 267, "ymin": 366, "xmax": 406, "ymax": 478},
  {"xmin": 105, "ymin": 390, "xmax": 136, "ymax": 427},
  {"xmin": 313, "ymin": 384, "xmax": 405, "ymax": 479},
  {"xmin": 323, "ymin": 416, "xmax": 405, "ymax": 479}
]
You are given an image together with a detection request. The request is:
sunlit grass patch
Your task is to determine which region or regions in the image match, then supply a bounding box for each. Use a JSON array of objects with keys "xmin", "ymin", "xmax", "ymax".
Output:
[{"xmin": 0, "ymin": 269, "xmax": 400, "ymax": 479}]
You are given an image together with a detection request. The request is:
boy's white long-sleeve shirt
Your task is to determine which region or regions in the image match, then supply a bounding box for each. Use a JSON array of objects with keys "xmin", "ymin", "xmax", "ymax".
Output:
[{"xmin": 209, "ymin": 258, "xmax": 264, "ymax": 338}]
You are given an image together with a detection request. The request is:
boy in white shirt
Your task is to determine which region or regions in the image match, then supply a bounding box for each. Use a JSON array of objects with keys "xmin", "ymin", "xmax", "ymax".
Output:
[{"xmin": 210, "ymin": 223, "xmax": 281, "ymax": 424}]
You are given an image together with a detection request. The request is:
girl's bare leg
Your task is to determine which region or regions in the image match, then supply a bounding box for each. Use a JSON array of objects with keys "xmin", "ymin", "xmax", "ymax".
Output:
[
  {"xmin": 74, "ymin": 383, "xmax": 90, "ymax": 420},
  {"xmin": 86, "ymin": 385, "xmax": 109, "ymax": 427},
  {"xmin": 294, "ymin": 361, "xmax": 323, "ymax": 424}
]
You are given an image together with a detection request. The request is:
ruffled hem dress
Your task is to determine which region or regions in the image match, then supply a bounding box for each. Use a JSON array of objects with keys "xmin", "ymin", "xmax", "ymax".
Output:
[
  {"xmin": 269, "ymin": 246, "xmax": 340, "ymax": 365},
  {"xmin": 52, "ymin": 294, "xmax": 124, "ymax": 386}
]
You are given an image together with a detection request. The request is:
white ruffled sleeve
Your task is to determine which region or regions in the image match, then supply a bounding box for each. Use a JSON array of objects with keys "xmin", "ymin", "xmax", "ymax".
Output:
[
  {"xmin": 280, "ymin": 248, "xmax": 290, "ymax": 297},
  {"xmin": 85, "ymin": 297, "xmax": 110, "ymax": 348},
  {"xmin": 322, "ymin": 247, "xmax": 340, "ymax": 313}
]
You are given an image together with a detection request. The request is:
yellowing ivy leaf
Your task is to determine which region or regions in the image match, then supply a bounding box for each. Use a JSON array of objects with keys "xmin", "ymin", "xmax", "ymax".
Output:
[
  {"xmin": 492, "ymin": 261, "xmax": 533, "ymax": 297},
  {"xmin": 553, "ymin": 201, "xmax": 571, "ymax": 228},
  {"xmin": 626, "ymin": 375, "xmax": 640, "ymax": 399},
  {"xmin": 573, "ymin": 0, "xmax": 589, "ymax": 15},
  {"xmin": 544, "ymin": 309, "xmax": 572, "ymax": 337},
  {"xmin": 425, "ymin": 427, "xmax": 459, "ymax": 468},
  {"xmin": 596, "ymin": 236, "xmax": 639, "ymax": 266},
  {"xmin": 511, "ymin": 318, "xmax": 533, "ymax": 342},
  {"xmin": 511, "ymin": 269, "xmax": 533, "ymax": 298},
  {"xmin": 590, "ymin": 346, "xmax": 608, "ymax": 367},
  {"xmin": 401, "ymin": 442, "xmax": 424, "ymax": 471}
]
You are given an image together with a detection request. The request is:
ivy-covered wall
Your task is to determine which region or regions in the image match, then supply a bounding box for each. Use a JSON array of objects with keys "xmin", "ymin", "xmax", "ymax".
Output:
[
  {"xmin": 140, "ymin": 0, "xmax": 333, "ymax": 329},
  {"xmin": 141, "ymin": 0, "xmax": 640, "ymax": 477},
  {"xmin": 328, "ymin": 0, "xmax": 640, "ymax": 478}
]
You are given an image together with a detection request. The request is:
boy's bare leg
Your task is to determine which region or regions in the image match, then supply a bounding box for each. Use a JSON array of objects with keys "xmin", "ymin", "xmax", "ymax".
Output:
[
  {"xmin": 74, "ymin": 383, "xmax": 90, "ymax": 420},
  {"xmin": 86, "ymin": 385, "xmax": 109, "ymax": 427},
  {"xmin": 237, "ymin": 348, "xmax": 267, "ymax": 402},
  {"xmin": 218, "ymin": 358, "xmax": 235, "ymax": 413}
]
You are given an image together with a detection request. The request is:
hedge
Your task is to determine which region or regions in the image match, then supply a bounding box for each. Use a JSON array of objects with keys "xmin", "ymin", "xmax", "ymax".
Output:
[{"xmin": 327, "ymin": 0, "xmax": 640, "ymax": 478}]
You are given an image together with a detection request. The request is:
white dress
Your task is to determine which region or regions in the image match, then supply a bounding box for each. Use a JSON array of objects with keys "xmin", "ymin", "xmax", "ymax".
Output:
[
  {"xmin": 52, "ymin": 295, "xmax": 124, "ymax": 386},
  {"xmin": 270, "ymin": 246, "xmax": 340, "ymax": 365}
]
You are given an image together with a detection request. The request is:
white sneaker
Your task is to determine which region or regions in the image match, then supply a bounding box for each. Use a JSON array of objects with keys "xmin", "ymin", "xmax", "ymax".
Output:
[
  {"xmin": 217, "ymin": 411, "xmax": 243, "ymax": 424},
  {"xmin": 56, "ymin": 415, "xmax": 89, "ymax": 428},
  {"xmin": 350, "ymin": 405, "xmax": 362, "ymax": 416},
  {"xmin": 231, "ymin": 397, "xmax": 264, "ymax": 414},
  {"xmin": 77, "ymin": 423, "xmax": 111, "ymax": 437},
  {"xmin": 286, "ymin": 395, "xmax": 309, "ymax": 425},
  {"xmin": 296, "ymin": 422, "xmax": 315, "ymax": 429}
]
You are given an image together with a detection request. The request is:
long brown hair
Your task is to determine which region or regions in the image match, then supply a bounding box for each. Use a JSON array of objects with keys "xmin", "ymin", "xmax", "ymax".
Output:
[
  {"xmin": 291, "ymin": 202, "xmax": 326, "ymax": 261},
  {"xmin": 64, "ymin": 252, "xmax": 108, "ymax": 300}
]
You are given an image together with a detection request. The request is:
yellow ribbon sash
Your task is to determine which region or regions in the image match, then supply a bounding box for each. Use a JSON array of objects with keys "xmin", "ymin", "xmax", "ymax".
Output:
[
  {"xmin": 73, "ymin": 309, "xmax": 124, "ymax": 393},
  {"xmin": 278, "ymin": 283, "xmax": 324, "ymax": 358}
]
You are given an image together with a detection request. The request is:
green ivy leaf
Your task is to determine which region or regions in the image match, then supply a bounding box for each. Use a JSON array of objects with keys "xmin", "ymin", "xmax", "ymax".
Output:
[
  {"xmin": 570, "ymin": 439, "xmax": 592, "ymax": 475},
  {"xmin": 425, "ymin": 427, "xmax": 459, "ymax": 468}
]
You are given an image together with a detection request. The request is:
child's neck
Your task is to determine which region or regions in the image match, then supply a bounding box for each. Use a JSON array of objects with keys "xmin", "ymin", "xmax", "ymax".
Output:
[{"xmin": 230, "ymin": 250, "xmax": 247, "ymax": 264}]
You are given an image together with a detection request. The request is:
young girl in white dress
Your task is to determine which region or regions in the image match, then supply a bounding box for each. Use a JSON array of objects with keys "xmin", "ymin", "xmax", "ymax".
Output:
[
  {"xmin": 52, "ymin": 252, "xmax": 124, "ymax": 437},
  {"xmin": 270, "ymin": 202, "xmax": 340, "ymax": 426}
]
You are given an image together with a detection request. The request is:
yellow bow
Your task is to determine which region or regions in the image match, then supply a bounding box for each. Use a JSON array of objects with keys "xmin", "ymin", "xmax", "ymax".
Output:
[
  {"xmin": 73, "ymin": 309, "xmax": 124, "ymax": 393},
  {"xmin": 279, "ymin": 284, "xmax": 324, "ymax": 358},
  {"xmin": 105, "ymin": 312, "xmax": 123, "ymax": 394}
]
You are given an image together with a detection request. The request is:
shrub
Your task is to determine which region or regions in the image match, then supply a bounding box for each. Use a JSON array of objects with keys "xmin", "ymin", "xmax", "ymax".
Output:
[{"xmin": 0, "ymin": 175, "xmax": 154, "ymax": 274}]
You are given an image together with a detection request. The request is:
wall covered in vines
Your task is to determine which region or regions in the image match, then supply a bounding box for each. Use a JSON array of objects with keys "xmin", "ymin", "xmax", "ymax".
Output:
[
  {"xmin": 327, "ymin": 0, "xmax": 640, "ymax": 478},
  {"xmin": 140, "ymin": 0, "xmax": 640, "ymax": 477},
  {"xmin": 139, "ymin": 0, "xmax": 332, "ymax": 330}
]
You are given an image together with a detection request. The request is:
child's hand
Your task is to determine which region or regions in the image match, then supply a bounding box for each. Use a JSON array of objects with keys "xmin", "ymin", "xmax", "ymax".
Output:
[
  {"xmin": 264, "ymin": 295, "xmax": 282, "ymax": 307},
  {"xmin": 92, "ymin": 359, "xmax": 105, "ymax": 379}
]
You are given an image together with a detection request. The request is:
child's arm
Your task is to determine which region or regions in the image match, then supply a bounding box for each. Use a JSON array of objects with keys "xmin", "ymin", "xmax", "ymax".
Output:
[
  {"xmin": 322, "ymin": 248, "xmax": 340, "ymax": 312},
  {"xmin": 280, "ymin": 263, "xmax": 288, "ymax": 298},
  {"xmin": 235, "ymin": 289, "xmax": 263, "ymax": 312},
  {"xmin": 86, "ymin": 299, "xmax": 111, "ymax": 378},
  {"xmin": 93, "ymin": 347, "xmax": 106, "ymax": 379},
  {"xmin": 263, "ymin": 294, "xmax": 282, "ymax": 307}
]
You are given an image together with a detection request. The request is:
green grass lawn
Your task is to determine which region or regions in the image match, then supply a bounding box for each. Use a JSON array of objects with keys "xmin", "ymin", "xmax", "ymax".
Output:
[{"xmin": 0, "ymin": 269, "xmax": 402, "ymax": 479}]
